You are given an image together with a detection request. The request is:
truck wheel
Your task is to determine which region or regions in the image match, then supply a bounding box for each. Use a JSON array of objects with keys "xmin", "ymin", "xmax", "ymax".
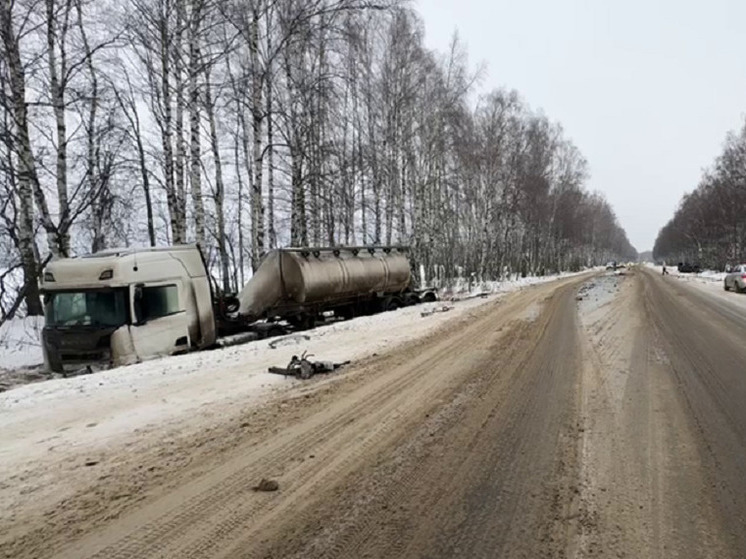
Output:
[
  {"xmin": 338, "ymin": 306, "xmax": 356, "ymax": 320},
  {"xmin": 724, "ymin": 282, "xmax": 730, "ymax": 291},
  {"xmin": 300, "ymin": 314, "xmax": 317, "ymax": 330},
  {"xmin": 421, "ymin": 291, "xmax": 437, "ymax": 303},
  {"xmin": 289, "ymin": 315, "xmax": 315, "ymax": 330},
  {"xmin": 382, "ymin": 297, "xmax": 400, "ymax": 312}
]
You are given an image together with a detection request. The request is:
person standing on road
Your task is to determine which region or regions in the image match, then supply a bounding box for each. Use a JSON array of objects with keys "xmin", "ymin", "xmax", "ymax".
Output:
[{"xmin": 662, "ymin": 264, "xmax": 669, "ymax": 275}]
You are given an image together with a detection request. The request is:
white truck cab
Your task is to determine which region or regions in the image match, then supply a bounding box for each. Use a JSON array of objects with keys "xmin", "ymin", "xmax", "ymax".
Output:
[{"xmin": 41, "ymin": 245, "xmax": 216, "ymax": 372}]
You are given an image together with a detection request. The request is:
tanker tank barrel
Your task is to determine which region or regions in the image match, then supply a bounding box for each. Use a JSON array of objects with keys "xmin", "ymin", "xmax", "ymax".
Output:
[{"xmin": 236, "ymin": 246, "xmax": 412, "ymax": 321}]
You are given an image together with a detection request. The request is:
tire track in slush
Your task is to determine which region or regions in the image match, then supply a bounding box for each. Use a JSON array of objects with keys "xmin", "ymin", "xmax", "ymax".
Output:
[
  {"xmin": 79, "ymin": 340, "xmax": 466, "ymax": 559},
  {"xmin": 57, "ymin": 276, "xmax": 588, "ymax": 559},
  {"xmin": 639, "ymin": 269, "xmax": 746, "ymax": 556},
  {"xmin": 254, "ymin": 282, "xmax": 584, "ymax": 559},
  {"xmin": 299, "ymin": 321, "xmax": 542, "ymax": 559}
]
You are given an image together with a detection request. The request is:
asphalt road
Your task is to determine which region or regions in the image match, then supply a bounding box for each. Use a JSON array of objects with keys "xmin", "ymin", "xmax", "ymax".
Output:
[
  {"xmin": 6, "ymin": 267, "xmax": 746, "ymax": 558},
  {"xmin": 637, "ymin": 268, "xmax": 746, "ymax": 556}
]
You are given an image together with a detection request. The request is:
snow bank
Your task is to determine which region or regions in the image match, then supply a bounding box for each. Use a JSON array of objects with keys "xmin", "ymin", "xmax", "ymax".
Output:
[
  {"xmin": 0, "ymin": 316, "xmax": 44, "ymax": 369},
  {"xmin": 698, "ymin": 270, "xmax": 727, "ymax": 281},
  {"xmin": 442, "ymin": 269, "xmax": 594, "ymax": 298},
  {"xmin": 646, "ymin": 263, "xmax": 726, "ymax": 283}
]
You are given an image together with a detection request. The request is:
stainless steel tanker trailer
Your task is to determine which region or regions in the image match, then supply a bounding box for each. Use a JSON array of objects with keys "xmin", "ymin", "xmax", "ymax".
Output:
[
  {"xmin": 235, "ymin": 246, "xmax": 434, "ymax": 329},
  {"xmin": 40, "ymin": 244, "xmax": 435, "ymax": 372}
]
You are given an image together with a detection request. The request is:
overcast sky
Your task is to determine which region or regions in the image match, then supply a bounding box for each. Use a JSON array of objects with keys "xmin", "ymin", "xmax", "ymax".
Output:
[{"xmin": 416, "ymin": 0, "xmax": 746, "ymax": 251}]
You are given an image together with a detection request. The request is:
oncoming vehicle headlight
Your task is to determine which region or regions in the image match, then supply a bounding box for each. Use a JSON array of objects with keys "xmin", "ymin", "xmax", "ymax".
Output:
[
  {"xmin": 99, "ymin": 269, "xmax": 114, "ymax": 280},
  {"xmin": 43, "ymin": 272, "xmax": 55, "ymax": 282}
]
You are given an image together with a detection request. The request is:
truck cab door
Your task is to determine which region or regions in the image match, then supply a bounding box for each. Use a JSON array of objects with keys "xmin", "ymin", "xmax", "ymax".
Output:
[{"xmin": 129, "ymin": 282, "xmax": 191, "ymax": 362}]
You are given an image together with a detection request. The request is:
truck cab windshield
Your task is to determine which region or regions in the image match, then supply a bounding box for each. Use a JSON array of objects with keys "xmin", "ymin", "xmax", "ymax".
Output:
[{"xmin": 45, "ymin": 289, "xmax": 128, "ymax": 328}]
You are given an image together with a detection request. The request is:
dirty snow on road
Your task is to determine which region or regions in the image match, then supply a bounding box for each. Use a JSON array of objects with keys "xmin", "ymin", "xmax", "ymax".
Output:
[{"xmin": 572, "ymin": 267, "xmax": 735, "ymax": 558}]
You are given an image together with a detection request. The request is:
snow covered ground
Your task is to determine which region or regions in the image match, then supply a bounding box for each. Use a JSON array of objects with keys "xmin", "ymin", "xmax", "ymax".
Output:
[
  {"xmin": 0, "ymin": 316, "xmax": 44, "ymax": 370},
  {"xmin": 441, "ymin": 269, "xmax": 593, "ymax": 298}
]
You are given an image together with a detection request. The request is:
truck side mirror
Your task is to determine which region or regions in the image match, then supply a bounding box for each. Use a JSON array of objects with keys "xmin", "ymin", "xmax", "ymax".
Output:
[{"xmin": 133, "ymin": 285, "xmax": 146, "ymax": 325}]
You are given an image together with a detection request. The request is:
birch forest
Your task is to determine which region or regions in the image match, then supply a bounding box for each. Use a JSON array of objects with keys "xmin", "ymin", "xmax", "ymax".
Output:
[
  {"xmin": 1, "ymin": 0, "xmax": 636, "ymax": 317},
  {"xmin": 654, "ymin": 119, "xmax": 746, "ymax": 268}
]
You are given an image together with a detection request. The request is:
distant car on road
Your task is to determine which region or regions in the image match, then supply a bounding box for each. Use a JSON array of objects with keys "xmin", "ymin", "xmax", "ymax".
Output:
[
  {"xmin": 677, "ymin": 262, "xmax": 701, "ymax": 273},
  {"xmin": 724, "ymin": 264, "xmax": 746, "ymax": 292}
]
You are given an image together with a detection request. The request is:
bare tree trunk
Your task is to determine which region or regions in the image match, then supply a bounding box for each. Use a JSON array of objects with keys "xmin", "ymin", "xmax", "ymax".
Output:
[
  {"xmin": 357, "ymin": 103, "xmax": 366, "ymax": 242},
  {"xmin": 204, "ymin": 67, "xmax": 230, "ymax": 292},
  {"xmin": 250, "ymin": 3, "xmax": 265, "ymax": 268},
  {"xmin": 365, "ymin": 63, "xmax": 381, "ymax": 243},
  {"xmin": 114, "ymin": 72, "xmax": 156, "ymax": 246},
  {"xmin": 398, "ymin": 145, "xmax": 407, "ymax": 243},
  {"xmin": 75, "ymin": 0, "xmax": 106, "ymax": 253},
  {"xmin": 1, "ymin": 0, "xmax": 43, "ymax": 313},
  {"xmin": 138, "ymin": 130, "xmax": 156, "ymax": 247},
  {"xmin": 341, "ymin": 82, "xmax": 352, "ymax": 244},
  {"xmin": 45, "ymin": 0, "xmax": 73, "ymax": 256},
  {"xmin": 384, "ymin": 124, "xmax": 395, "ymax": 245},
  {"xmin": 233, "ymin": 122, "xmax": 245, "ymax": 287},
  {"xmin": 285, "ymin": 45, "xmax": 307, "ymax": 246},
  {"xmin": 226, "ymin": 52, "xmax": 251, "ymax": 277},
  {"xmin": 265, "ymin": 8, "xmax": 277, "ymax": 250},
  {"xmin": 174, "ymin": 0, "xmax": 187, "ymax": 242},
  {"xmin": 188, "ymin": 0, "xmax": 205, "ymax": 244},
  {"xmin": 159, "ymin": 0, "xmax": 181, "ymax": 243},
  {"xmin": 290, "ymin": 150, "xmax": 307, "ymax": 245}
]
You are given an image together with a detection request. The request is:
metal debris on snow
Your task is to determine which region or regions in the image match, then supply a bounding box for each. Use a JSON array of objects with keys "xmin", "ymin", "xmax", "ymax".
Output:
[
  {"xmin": 420, "ymin": 305, "xmax": 454, "ymax": 318},
  {"xmin": 268, "ymin": 350, "xmax": 350, "ymax": 380}
]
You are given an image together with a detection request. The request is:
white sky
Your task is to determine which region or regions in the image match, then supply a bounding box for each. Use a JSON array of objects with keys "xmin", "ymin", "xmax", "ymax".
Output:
[{"xmin": 416, "ymin": 0, "xmax": 746, "ymax": 251}]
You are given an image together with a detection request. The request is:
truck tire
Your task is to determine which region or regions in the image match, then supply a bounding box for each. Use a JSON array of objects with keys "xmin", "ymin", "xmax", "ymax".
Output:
[
  {"xmin": 337, "ymin": 305, "xmax": 356, "ymax": 321},
  {"xmin": 289, "ymin": 314, "xmax": 316, "ymax": 330},
  {"xmin": 421, "ymin": 291, "xmax": 437, "ymax": 303},
  {"xmin": 382, "ymin": 296, "xmax": 401, "ymax": 312}
]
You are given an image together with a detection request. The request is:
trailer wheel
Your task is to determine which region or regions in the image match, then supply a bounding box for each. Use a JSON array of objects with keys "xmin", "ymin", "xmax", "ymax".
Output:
[
  {"xmin": 292, "ymin": 314, "xmax": 316, "ymax": 330},
  {"xmin": 338, "ymin": 306, "xmax": 356, "ymax": 320},
  {"xmin": 382, "ymin": 297, "xmax": 401, "ymax": 312}
]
